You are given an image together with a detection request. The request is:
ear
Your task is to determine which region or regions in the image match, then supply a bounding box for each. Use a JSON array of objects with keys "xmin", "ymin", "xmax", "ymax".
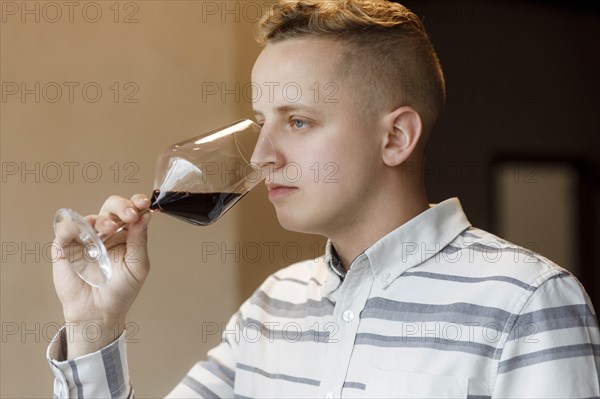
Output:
[{"xmin": 381, "ymin": 106, "xmax": 422, "ymax": 167}]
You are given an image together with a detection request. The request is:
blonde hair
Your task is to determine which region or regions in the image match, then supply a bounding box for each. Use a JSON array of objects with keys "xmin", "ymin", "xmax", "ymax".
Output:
[{"xmin": 257, "ymin": 0, "xmax": 446, "ymax": 136}]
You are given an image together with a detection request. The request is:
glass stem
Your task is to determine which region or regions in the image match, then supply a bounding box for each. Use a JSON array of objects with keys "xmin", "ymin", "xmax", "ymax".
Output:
[{"xmin": 96, "ymin": 208, "xmax": 155, "ymax": 242}]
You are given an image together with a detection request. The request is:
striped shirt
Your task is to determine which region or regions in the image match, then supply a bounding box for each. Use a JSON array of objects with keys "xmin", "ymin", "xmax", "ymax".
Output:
[{"xmin": 47, "ymin": 198, "xmax": 600, "ymax": 398}]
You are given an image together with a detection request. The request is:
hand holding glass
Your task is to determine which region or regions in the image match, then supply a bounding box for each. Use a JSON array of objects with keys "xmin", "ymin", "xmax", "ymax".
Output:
[{"xmin": 54, "ymin": 119, "xmax": 269, "ymax": 287}]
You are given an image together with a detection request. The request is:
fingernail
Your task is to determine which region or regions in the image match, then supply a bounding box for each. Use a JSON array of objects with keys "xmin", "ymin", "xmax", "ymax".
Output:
[
  {"xmin": 126, "ymin": 208, "xmax": 137, "ymax": 216},
  {"xmin": 103, "ymin": 219, "xmax": 114, "ymax": 226}
]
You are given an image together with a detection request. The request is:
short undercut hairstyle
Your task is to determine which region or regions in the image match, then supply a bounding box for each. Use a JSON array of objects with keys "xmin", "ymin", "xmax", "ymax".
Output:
[{"xmin": 257, "ymin": 0, "xmax": 446, "ymax": 138}]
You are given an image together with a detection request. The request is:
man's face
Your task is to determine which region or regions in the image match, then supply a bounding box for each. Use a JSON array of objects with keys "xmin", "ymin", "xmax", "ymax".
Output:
[{"xmin": 251, "ymin": 37, "xmax": 385, "ymax": 236}]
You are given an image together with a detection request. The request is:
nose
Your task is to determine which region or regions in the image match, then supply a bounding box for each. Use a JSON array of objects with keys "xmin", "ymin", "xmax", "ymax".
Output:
[{"xmin": 250, "ymin": 127, "xmax": 279, "ymax": 170}]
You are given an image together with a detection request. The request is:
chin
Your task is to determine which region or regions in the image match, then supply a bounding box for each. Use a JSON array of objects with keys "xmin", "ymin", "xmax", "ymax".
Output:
[{"xmin": 274, "ymin": 208, "xmax": 322, "ymax": 235}]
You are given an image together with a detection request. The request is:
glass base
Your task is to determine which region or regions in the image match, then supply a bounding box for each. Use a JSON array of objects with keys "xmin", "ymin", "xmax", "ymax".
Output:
[{"xmin": 53, "ymin": 208, "xmax": 112, "ymax": 287}]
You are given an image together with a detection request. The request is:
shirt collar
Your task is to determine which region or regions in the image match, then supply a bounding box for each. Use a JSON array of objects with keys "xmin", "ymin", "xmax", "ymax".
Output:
[
  {"xmin": 324, "ymin": 241, "xmax": 345, "ymax": 294},
  {"xmin": 324, "ymin": 241, "xmax": 345, "ymax": 275},
  {"xmin": 324, "ymin": 197, "xmax": 471, "ymax": 293}
]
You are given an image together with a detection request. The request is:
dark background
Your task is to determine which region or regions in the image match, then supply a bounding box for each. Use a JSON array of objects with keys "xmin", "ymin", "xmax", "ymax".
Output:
[{"xmin": 399, "ymin": 0, "xmax": 599, "ymax": 310}]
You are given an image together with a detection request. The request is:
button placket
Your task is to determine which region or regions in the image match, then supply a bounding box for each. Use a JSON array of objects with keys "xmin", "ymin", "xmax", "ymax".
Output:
[
  {"xmin": 318, "ymin": 256, "xmax": 371, "ymax": 399},
  {"xmin": 342, "ymin": 310, "xmax": 355, "ymax": 323}
]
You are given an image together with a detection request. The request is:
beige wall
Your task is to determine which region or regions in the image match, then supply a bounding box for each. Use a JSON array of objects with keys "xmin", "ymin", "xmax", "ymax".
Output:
[
  {"xmin": 0, "ymin": 2, "xmax": 324, "ymax": 397},
  {"xmin": 497, "ymin": 163, "xmax": 579, "ymax": 276}
]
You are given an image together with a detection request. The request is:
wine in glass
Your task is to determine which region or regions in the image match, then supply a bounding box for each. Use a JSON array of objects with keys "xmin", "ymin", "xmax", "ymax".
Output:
[{"xmin": 54, "ymin": 119, "xmax": 270, "ymax": 287}]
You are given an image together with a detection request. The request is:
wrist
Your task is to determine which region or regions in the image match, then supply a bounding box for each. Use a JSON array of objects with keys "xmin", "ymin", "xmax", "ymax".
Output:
[{"xmin": 64, "ymin": 319, "xmax": 126, "ymax": 359}]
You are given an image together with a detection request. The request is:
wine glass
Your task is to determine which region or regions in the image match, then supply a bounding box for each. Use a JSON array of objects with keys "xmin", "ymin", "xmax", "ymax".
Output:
[{"xmin": 53, "ymin": 119, "xmax": 270, "ymax": 287}]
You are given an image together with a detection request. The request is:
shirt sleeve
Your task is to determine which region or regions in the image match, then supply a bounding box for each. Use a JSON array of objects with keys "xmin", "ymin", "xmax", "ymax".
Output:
[
  {"xmin": 165, "ymin": 310, "xmax": 242, "ymax": 398},
  {"xmin": 492, "ymin": 273, "xmax": 600, "ymax": 397},
  {"xmin": 47, "ymin": 326, "xmax": 133, "ymax": 399},
  {"xmin": 48, "ymin": 302, "xmax": 246, "ymax": 399}
]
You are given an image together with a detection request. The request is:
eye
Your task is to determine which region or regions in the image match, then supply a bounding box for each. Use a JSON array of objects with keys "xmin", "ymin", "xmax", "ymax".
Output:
[{"xmin": 291, "ymin": 118, "xmax": 308, "ymax": 129}]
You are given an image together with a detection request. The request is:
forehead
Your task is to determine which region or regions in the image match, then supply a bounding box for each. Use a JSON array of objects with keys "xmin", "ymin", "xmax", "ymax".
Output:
[{"xmin": 251, "ymin": 37, "xmax": 344, "ymax": 95}]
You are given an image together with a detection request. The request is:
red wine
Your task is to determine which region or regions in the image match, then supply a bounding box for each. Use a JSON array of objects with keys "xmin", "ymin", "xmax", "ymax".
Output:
[{"xmin": 150, "ymin": 190, "xmax": 244, "ymax": 226}]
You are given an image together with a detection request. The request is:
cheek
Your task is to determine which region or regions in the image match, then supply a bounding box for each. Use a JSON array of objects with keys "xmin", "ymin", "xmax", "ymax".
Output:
[
  {"xmin": 280, "ymin": 124, "xmax": 381, "ymax": 190},
  {"xmin": 291, "ymin": 141, "xmax": 343, "ymax": 186},
  {"xmin": 294, "ymin": 144, "xmax": 369, "ymax": 195}
]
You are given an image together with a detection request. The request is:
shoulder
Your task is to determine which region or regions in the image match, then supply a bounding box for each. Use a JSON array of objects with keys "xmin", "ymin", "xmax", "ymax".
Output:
[
  {"xmin": 419, "ymin": 226, "xmax": 595, "ymax": 318},
  {"xmin": 437, "ymin": 226, "xmax": 569, "ymax": 289}
]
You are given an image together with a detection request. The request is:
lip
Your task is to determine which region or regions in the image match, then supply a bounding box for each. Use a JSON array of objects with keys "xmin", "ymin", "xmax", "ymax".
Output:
[{"xmin": 266, "ymin": 183, "xmax": 298, "ymax": 200}]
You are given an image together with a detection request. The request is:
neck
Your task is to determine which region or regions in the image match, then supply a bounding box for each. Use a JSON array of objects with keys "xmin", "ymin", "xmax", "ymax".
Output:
[{"xmin": 330, "ymin": 181, "xmax": 429, "ymax": 271}]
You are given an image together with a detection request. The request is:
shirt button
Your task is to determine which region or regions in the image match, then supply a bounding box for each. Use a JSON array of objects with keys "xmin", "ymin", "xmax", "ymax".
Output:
[
  {"xmin": 325, "ymin": 393, "xmax": 334, "ymax": 399},
  {"xmin": 381, "ymin": 271, "xmax": 391, "ymax": 281},
  {"xmin": 342, "ymin": 310, "xmax": 354, "ymax": 323}
]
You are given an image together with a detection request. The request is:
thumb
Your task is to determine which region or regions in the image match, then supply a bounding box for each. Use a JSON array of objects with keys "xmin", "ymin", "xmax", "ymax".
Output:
[{"xmin": 124, "ymin": 212, "xmax": 151, "ymax": 276}]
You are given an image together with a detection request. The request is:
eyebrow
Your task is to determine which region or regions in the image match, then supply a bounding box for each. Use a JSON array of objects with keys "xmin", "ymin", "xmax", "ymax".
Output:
[{"xmin": 254, "ymin": 104, "xmax": 325, "ymax": 118}]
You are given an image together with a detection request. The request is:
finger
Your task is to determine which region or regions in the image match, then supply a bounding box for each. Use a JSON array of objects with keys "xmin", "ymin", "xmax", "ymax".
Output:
[
  {"xmin": 84, "ymin": 215, "xmax": 97, "ymax": 226},
  {"xmin": 50, "ymin": 237, "xmax": 78, "ymax": 273},
  {"xmin": 98, "ymin": 195, "xmax": 140, "ymax": 224},
  {"xmin": 86, "ymin": 212, "xmax": 122, "ymax": 236},
  {"xmin": 50, "ymin": 237, "xmax": 87, "ymax": 297},
  {"xmin": 81, "ymin": 213, "xmax": 128, "ymax": 239},
  {"xmin": 128, "ymin": 210, "xmax": 151, "ymax": 238},
  {"xmin": 54, "ymin": 216, "xmax": 81, "ymax": 245},
  {"xmin": 131, "ymin": 194, "xmax": 151, "ymax": 211},
  {"xmin": 92, "ymin": 215, "xmax": 121, "ymax": 235},
  {"xmin": 125, "ymin": 212, "xmax": 152, "ymax": 278},
  {"xmin": 127, "ymin": 211, "xmax": 151, "ymax": 248},
  {"xmin": 51, "ymin": 237, "xmax": 69, "ymax": 263}
]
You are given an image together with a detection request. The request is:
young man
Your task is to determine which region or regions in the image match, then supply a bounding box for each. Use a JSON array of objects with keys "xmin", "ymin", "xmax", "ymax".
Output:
[{"xmin": 48, "ymin": 1, "xmax": 599, "ymax": 397}]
